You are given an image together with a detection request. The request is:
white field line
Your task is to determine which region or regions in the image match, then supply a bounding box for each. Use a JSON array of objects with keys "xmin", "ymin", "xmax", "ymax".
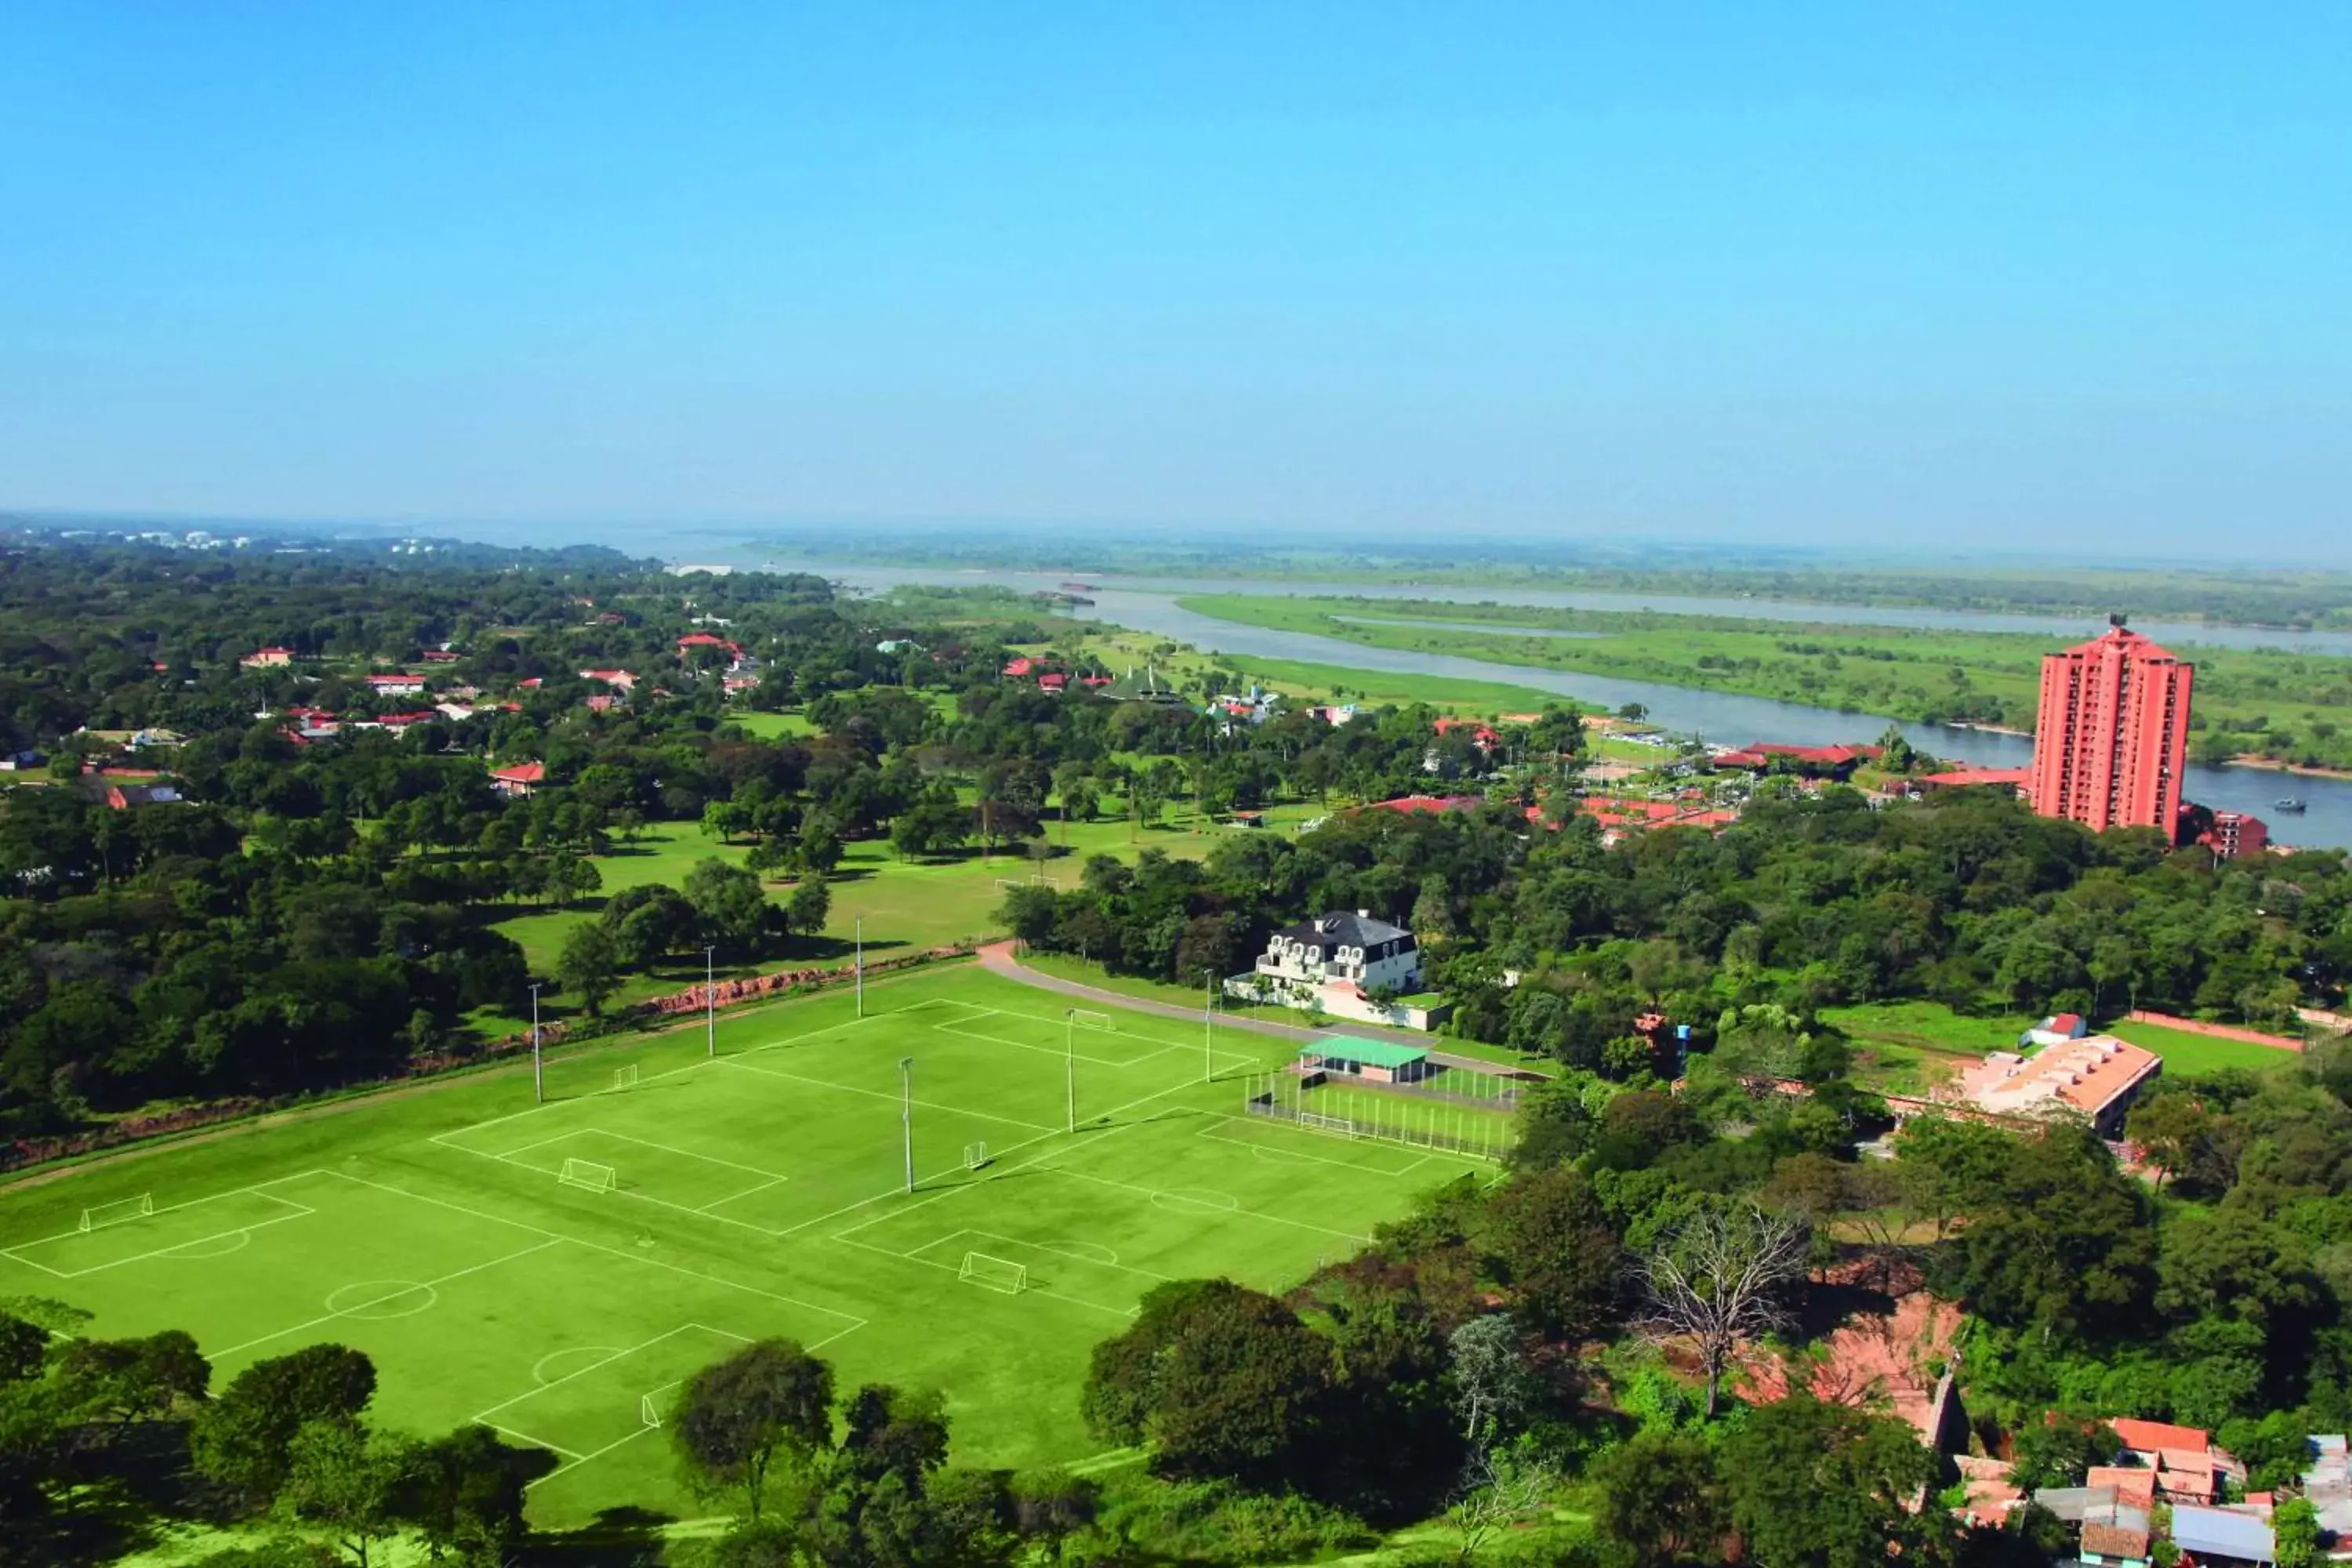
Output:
[
  {"xmin": 828, "ymin": 1231, "xmax": 1137, "ymax": 1322},
  {"xmin": 592, "ymin": 1130, "xmax": 792, "ymax": 1183},
  {"xmin": 319, "ymin": 1170, "xmax": 866, "ymax": 1336},
  {"xmin": 211, "ymin": 1237, "xmax": 565, "ymax": 1360},
  {"xmin": 695, "ymin": 1175, "xmax": 789, "ymax": 1214},
  {"xmin": 475, "ymin": 1321, "xmax": 715, "ymax": 1420},
  {"xmin": 478, "ymin": 1418, "xmax": 584, "ymax": 1461},
  {"xmin": 1189, "ymin": 1117, "xmax": 1447, "ymax": 1177},
  {"xmin": 1, "ymin": 1182, "xmax": 323, "ymax": 1280},
  {"xmin": 431, "ymin": 1006, "xmax": 889, "ymax": 1153},
  {"xmin": 430, "ymin": 1128, "xmax": 802, "ymax": 1239},
  {"xmin": 712, "ymin": 1055, "xmax": 1062, "ymax": 1135},
  {"xmin": 1044, "ymin": 1165, "xmax": 1375, "ymax": 1245},
  {"xmin": 913, "ymin": 1225, "xmax": 1175, "ymax": 1285},
  {"xmin": 929, "ymin": 1018, "xmax": 1175, "ymax": 1070},
  {"xmin": 485, "ymin": 1323, "xmax": 772, "ymax": 1490},
  {"xmin": 818, "ymin": 1080, "xmax": 1232, "ymax": 1246}
]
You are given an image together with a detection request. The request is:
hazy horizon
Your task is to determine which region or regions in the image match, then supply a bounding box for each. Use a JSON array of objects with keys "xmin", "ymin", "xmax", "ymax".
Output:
[{"xmin": 5, "ymin": 4, "xmax": 2347, "ymax": 558}]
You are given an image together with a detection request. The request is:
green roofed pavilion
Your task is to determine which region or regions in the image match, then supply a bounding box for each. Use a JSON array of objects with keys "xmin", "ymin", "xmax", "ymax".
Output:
[{"xmin": 1301, "ymin": 1037, "xmax": 1432, "ymax": 1082}]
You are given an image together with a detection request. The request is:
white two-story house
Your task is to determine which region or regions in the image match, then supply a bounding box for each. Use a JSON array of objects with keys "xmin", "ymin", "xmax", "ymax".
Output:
[{"xmin": 1231, "ymin": 910, "xmax": 1449, "ymax": 1030}]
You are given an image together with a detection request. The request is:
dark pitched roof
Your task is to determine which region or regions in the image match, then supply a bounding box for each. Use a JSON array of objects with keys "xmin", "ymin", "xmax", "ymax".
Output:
[{"xmin": 1274, "ymin": 911, "xmax": 1411, "ymax": 948}]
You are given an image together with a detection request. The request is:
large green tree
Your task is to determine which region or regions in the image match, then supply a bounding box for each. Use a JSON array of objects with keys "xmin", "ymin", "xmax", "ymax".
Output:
[{"xmin": 672, "ymin": 1339, "xmax": 836, "ymax": 1524}]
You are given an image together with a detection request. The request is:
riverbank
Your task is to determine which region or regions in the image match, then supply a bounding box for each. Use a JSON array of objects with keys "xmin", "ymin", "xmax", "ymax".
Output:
[
  {"xmin": 2227, "ymin": 754, "xmax": 2352, "ymax": 782},
  {"xmin": 1173, "ymin": 593, "xmax": 2352, "ymax": 775}
]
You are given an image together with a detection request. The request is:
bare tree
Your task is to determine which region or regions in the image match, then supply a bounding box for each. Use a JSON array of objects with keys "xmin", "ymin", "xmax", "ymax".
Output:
[
  {"xmin": 1635, "ymin": 1204, "xmax": 1810, "ymax": 1417},
  {"xmin": 1446, "ymin": 1450, "xmax": 1555, "ymax": 1566}
]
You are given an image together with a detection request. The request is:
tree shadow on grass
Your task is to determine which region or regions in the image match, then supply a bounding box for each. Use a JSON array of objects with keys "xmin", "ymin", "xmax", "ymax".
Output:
[{"xmin": 521, "ymin": 1504, "xmax": 678, "ymax": 1566}]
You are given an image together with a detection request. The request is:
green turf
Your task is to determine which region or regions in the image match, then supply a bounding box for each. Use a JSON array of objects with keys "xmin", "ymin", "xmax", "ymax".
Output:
[
  {"xmin": 0, "ymin": 965, "xmax": 1492, "ymax": 1529},
  {"xmin": 2103, "ymin": 1018, "xmax": 2303, "ymax": 1076}
]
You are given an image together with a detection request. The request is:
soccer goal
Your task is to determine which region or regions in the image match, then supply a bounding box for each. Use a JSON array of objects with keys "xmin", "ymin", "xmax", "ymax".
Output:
[
  {"xmin": 957, "ymin": 1251, "xmax": 1027, "ymax": 1294},
  {"xmin": 639, "ymin": 1393, "xmax": 662, "ymax": 1428},
  {"xmin": 612, "ymin": 1065, "xmax": 639, "ymax": 1091},
  {"xmin": 1068, "ymin": 1009, "xmax": 1113, "ymax": 1034},
  {"xmin": 558, "ymin": 1159, "xmax": 618, "ymax": 1193},
  {"xmin": 963, "ymin": 1141, "xmax": 990, "ymax": 1171},
  {"xmin": 78, "ymin": 1194, "xmax": 154, "ymax": 1232}
]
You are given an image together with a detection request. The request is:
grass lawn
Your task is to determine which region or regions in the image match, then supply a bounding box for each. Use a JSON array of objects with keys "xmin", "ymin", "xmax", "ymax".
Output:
[
  {"xmin": 2104, "ymin": 1018, "xmax": 2303, "ymax": 1076},
  {"xmin": 0, "ymin": 965, "xmax": 1493, "ymax": 1530},
  {"xmin": 481, "ymin": 806, "xmax": 1330, "ymax": 1030},
  {"xmin": 1017, "ymin": 953, "xmax": 1308, "ymax": 1025},
  {"xmin": 1820, "ymin": 1001, "xmax": 2037, "ymax": 1097},
  {"xmin": 725, "ymin": 710, "xmax": 818, "ymax": 739}
]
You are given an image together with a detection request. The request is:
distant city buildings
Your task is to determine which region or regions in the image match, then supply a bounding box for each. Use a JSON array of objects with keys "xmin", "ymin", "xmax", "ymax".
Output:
[{"xmin": 2027, "ymin": 618, "xmax": 2193, "ymax": 834}]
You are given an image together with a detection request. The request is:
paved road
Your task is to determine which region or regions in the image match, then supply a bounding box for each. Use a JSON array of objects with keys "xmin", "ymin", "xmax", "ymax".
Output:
[{"xmin": 975, "ymin": 942, "xmax": 1549, "ymax": 1080}]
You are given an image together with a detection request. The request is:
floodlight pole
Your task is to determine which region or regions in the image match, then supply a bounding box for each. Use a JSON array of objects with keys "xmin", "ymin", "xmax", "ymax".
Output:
[
  {"xmin": 1203, "ymin": 972, "xmax": 1214, "ymax": 1083},
  {"xmin": 898, "ymin": 1057, "xmax": 915, "ymax": 1192},
  {"xmin": 1064, "ymin": 1008, "xmax": 1077, "ymax": 1132},
  {"xmin": 855, "ymin": 917, "xmax": 865, "ymax": 1018},
  {"xmin": 704, "ymin": 946, "xmax": 716, "ymax": 1057},
  {"xmin": 529, "ymin": 983, "xmax": 544, "ymax": 1102}
]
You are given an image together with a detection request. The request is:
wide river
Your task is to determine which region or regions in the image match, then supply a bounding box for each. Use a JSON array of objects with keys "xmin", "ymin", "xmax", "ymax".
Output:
[{"xmin": 766, "ymin": 560, "xmax": 2352, "ymax": 851}]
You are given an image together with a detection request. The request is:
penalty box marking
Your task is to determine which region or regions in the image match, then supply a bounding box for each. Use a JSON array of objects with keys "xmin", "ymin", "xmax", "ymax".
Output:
[
  {"xmin": 1192, "ymin": 1116, "xmax": 1462, "ymax": 1176},
  {"xmin": 905, "ymin": 1225, "xmax": 1173, "ymax": 1285},
  {"xmin": 0, "ymin": 1181, "xmax": 320, "ymax": 1281},
  {"xmin": 316, "ymin": 1170, "xmax": 867, "ymax": 1341},
  {"xmin": 474, "ymin": 1321, "xmax": 759, "ymax": 1478},
  {"xmin": 826, "ymin": 1229, "xmax": 1139, "ymax": 1322},
  {"xmin": 713, "ymin": 1054, "xmax": 1064, "ymax": 1135}
]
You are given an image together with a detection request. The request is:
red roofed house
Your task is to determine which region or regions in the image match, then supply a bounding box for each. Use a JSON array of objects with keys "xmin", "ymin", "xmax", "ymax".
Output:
[
  {"xmin": 1369, "ymin": 794, "xmax": 1485, "ymax": 815},
  {"xmin": 489, "ymin": 761, "xmax": 546, "ymax": 799},
  {"xmin": 2106, "ymin": 1419, "xmax": 2242, "ymax": 1504},
  {"xmin": 1946, "ymin": 1035, "xmax": 2163, "ymax": 1137},
  {"xmin": 1080, "ymin": 673, "xmax": 1113, "ymax": 689},
  {"xmin": 586, "ymin": 694, "xmax": 621, "ymax": 713},
  {"xmin": 1714, "ymin": 742, "xmax": 1879, "ymax": 779},
  {"xmin": 240, "ymin": 646, "xmax": 296, "ymax": 668},
  {"xmin": 677, "ymin": 631, "xmax": 745, "ymax": 660},
  {"xmin": 1915, "ymin": 766, "xmax": 2032, "ymax": 796},
  {"xmin": 577, "ymin": 669, "xmax": 637, "ymax": 692},
  {"xmin": 1003, "ymin": 656, "xmax": 1065, "ymax": 681},
  {"xmin": 376, "ymin": 711, "xmax": 436, "ymax": 728},
  {"xmin": 1434, "ymin": 717, "xmax": 1501, "ymax": 750},
  {"xmin": 419, "ymin": 648, "xmax": 460, "ymax": 663},
  {"xmin": 365, "ymin": 673, "xmax": 427, "ymax": 696},
  {"xmin": 1038, "ymin": 672, "xmax": 1068, "ymax": 693}
]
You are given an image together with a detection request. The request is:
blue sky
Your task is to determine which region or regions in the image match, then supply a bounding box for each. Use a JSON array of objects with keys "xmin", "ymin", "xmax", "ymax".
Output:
[{"xmin": 2, "ymin": 3, "xmax": 2346, "ymax": 557}]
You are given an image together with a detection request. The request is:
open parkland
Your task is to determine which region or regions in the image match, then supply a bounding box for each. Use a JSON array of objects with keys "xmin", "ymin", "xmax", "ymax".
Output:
[{"xmin": 0, "ymin": 963, "xmax": 1499, "ymax": 1526}]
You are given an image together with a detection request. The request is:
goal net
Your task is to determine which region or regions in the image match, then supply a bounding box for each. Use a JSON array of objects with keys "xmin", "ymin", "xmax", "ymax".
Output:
[
  {"xmin": 559, "ymin": 1159, "xmax": 618, "ymax": 1193},
  {"xmin": 963, "ymin": 1141, "xmax": 989, "ymax": 1170},
  {"xmin": 1068, "ymin": 1010, "xmax": 1113, "ymax": 1033},
  {"xmin": 640, "ymin": 1393, "xmax": 662, "ymax": 1428},
  {"xmin": 957, "ymin": 1251, "xmax": 1027, "ymax": 1294},
  {"xmin": 612, "ymin": 1065, "xmax": 639, "ymax": 1091},
  {"xmin": 79, "ymin": 1194, "xmax": 154, "ymax": 1232}
]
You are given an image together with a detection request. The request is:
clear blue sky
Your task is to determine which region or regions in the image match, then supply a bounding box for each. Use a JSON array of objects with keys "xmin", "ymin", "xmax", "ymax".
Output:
[{"xmin": 2, "ymin": 3, "xmax": 2346, "ymax": 557}]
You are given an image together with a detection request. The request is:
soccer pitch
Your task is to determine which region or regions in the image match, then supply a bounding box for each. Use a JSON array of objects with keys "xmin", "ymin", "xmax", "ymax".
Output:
[{"xmin": 0, "ymin": 965, "xmax": 1497, "ymax": 1524}]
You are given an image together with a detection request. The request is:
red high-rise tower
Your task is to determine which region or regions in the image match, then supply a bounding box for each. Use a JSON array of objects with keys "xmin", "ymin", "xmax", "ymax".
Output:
[{"xmin": 2028, "ymin": 618, "xmax": 2194, "ymax": 833}]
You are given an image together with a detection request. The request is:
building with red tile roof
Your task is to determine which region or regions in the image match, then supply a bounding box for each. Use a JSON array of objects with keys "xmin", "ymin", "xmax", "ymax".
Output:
[
  {"xmin": 363, "ymin": 673, "xmax": 427, "ymax": 695},
  {"xmin": 1946, "ymin": 1035, "xmax": 2163, "ymax": 1136},
  {"xmin": 240, "ymin": 646, "xmax": 296, "ymax": 668},
  {"xmin": 488, "ymin": 760, "xmax": 546, "ymax": 799},
  {"xmin": 1368, "ymin": 793, "xmax": 1485, "ymax": 815},
  {"xmin": 1915, "ymin": 766, "xmax": 2032, "ymax": 793},
  {"xmin": 577, "ymin": 669, "xmax": 637, "ymax": 692}
]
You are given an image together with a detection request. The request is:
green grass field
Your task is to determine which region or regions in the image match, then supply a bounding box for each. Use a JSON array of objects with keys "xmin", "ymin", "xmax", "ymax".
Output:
[
  {"xmin": 0, "ymin": 965, "xmax": 1492, "ymax": 1528},
  {"xmin": 2104, "ymin": 1018, "xmax": 2303, "ymax": 1076}
]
